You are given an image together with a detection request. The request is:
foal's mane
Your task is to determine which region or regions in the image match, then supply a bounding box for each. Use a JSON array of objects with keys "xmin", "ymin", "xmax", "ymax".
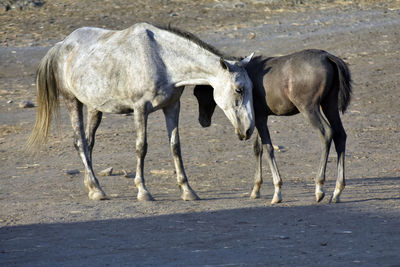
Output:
[{"xmin": 155, "ymin": 24, "xmax": 238, "ymax": 60}]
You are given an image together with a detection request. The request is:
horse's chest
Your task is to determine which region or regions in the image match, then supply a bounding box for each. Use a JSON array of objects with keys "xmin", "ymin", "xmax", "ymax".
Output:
[{"xmin": 149, "ymin": 86, "xmax": 183, "ymax": 111}]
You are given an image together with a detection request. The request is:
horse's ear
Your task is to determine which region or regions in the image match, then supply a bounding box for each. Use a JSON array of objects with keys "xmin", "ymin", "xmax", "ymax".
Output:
[
  {"xmin": 240, "ymin": 52, "xmax": 255, "ymax": 67},
  {"xmin": 193, "ymin": 85, "xmax": 216, "ymax": 128},
  {"xmin": 220, "ymin": 57, "xmax": 229, "ymax": 70}
]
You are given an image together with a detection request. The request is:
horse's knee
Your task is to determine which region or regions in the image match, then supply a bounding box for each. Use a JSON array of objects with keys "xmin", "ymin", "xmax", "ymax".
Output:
[{"xmin": 136, "ymin": 141, "xmax": 147, "ymax": 157}]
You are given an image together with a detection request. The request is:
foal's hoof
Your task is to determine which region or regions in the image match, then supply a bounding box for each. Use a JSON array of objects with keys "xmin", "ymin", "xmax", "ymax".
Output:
[
  {"xmin": 88, "ymin": 189, "xmax": 107, "ymax": 201},
  {"xmin": 250, "ymin": 190, "xmax": 260, "ymax": 199},
  {"xmin": 330, "ymin": 193, "xmax": 341, "ymax": 203},
  {"xmin": 316, "ymin": 191, "xmax": 325, "ymax": 203},
  {"xmin": 181, "ymin": 189, "xmax": 200, "ymax": 201},
  {"xmin": 137, "ymin": 191, "xmax": 155, "ymax": 201}
]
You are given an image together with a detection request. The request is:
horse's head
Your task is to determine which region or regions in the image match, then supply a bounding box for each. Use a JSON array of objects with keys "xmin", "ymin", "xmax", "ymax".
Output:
[{"xmin": 208, "ymin": 53, "xmax": 255, "ymax": 140}]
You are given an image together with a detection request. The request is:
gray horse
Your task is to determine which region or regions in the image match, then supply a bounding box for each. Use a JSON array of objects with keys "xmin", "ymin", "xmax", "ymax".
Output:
[
  {"xmin": 194, "ymin": 49, "xmax": 352, "ymax": 204},
  {"xmin": 27, "ymin": 22, "xmax": 255, "ymax": 201}
]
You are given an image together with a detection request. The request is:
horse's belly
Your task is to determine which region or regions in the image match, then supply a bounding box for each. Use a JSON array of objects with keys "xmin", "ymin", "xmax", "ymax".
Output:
[
  {"xmin": 74, "ymin": 85, "xmax": 180, "ymax": 114},
  {"xmin": 96, "ymin": 99, "xmax": 134, "ymax": 114}
]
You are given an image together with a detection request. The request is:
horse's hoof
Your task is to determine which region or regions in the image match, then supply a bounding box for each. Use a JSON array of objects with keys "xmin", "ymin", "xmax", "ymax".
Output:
[
  {"xmin": 316, "ymin": 191, "xmax": 325, "ymax": 202},
  {"xmin": 181, "ymin": 189, "xmax": 200, "ymax": 201},
  {"xmin": 89, "ymin": 190, "xmax": 107, "ymax": 200},
  {"xmin": 271, "ymin": 192, "xmax": 282, "ymax": 204},
  {"xmin": 137, "ymin": 191, "xmax": 155, "ymax": 201}
]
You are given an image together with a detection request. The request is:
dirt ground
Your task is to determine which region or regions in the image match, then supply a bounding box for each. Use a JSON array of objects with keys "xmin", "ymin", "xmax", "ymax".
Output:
[{"xmin": 1, "ymin": 0, "xmax": 400, "ymax": 266}]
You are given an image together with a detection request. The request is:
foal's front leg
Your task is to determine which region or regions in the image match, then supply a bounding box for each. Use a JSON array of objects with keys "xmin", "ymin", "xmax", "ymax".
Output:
[
  {"xmin": 251, "ymin": 118, "xmax": 282, "ymax": 204},
  {"xmin": 163, "ymin": 101, "xmax": 200, "ymax": 201},
  {"xmin": 133, "ymin": 107, "xmax": 154, "ymax": 201}
]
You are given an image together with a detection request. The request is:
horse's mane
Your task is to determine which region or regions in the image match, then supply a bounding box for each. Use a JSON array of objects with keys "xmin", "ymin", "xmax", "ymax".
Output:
[{"xmin": 155, "ymin": 24, "xmax": 238, "ymax": 60}]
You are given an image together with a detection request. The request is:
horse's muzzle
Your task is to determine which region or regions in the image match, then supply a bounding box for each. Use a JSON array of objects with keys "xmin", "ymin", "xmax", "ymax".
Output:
[{"xmin": 237, "ymin": 128, "xmax": 252, "ymax": 141}]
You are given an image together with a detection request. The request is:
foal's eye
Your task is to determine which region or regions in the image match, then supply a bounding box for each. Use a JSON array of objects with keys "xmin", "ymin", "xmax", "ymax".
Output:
[{"xmin": 235, "ymin": 87, "xmax": 244, "ymax": 95}]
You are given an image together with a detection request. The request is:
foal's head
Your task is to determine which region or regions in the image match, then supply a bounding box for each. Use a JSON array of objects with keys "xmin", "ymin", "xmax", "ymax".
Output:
[{"xmin": 210, "ymin": 54, "xmax": 255, "ymax": 140}]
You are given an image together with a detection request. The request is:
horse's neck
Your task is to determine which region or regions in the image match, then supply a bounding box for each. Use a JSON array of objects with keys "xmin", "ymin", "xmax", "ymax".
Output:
[
  {"xmin": 172, "ymin": 55, "xmax": 220, "ymax": 87},
  {"xmin": 159, "ymin": 40, "xmax": 221, "ymax": 87}
]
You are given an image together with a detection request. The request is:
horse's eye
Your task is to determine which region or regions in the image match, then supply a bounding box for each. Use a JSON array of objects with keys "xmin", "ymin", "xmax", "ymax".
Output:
[{"xmin": 235, "ymin": 87, "xmax": 244, "ymax": 95}]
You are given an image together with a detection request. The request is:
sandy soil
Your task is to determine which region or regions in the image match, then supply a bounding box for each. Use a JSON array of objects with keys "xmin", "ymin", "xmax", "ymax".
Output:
[{"xmin": 1, "ymin": 0, "xmax": 400, "ymax": 266}]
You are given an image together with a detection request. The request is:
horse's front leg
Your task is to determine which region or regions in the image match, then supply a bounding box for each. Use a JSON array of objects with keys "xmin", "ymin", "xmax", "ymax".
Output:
[
  {"xmin": 252, "ymin": 118, "xmax": 282, "ymax": 204},
  {"xmin": 133, "ymin": 107, "xmax": 154, "ymax": 201},
  {"xmin": 163, "ymin": 101, "xmax": 200, "ymax": 201}
]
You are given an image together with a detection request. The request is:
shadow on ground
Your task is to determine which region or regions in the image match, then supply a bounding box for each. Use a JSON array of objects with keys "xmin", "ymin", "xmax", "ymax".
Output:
[{"xmin": 1, "ymin": 205, "xmax": 399, "ymax": 266}]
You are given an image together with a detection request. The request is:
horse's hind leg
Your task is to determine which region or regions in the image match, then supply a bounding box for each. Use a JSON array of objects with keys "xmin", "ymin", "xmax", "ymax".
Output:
[
  {"xmin": 85, "ymin": 108, "xmax": 103, "ymax": 191},
  {"xmin": 65, "ymin": 98, "xmax": 106, "ymax": 200},
  {"xmin": 163, "ymin": 101, "xmax": 200, "ymax": 201},
  {"xmin": 251, "ymin": 119, "xmax": 282, "ymax": 204},
  {"xmin": 86, "ymin": 108, "xmax": 102, "ymax": 161},
  {"xmin": 301, "ymin": 107, "xmax": 333, "ymax": 202},
  {"xmin": 321, "ymin": 103, "xmax": 347, "ymax": 203},
  {"xmin": 133, "ymin": 107, "xmax": 154, "ymax": 201}
]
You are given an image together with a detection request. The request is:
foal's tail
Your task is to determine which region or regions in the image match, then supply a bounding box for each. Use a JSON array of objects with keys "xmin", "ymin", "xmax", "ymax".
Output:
[
  {"xmin": 26, "ymin": 45, "xmax": 61, "ymax": 152},
  {"xmin": 327, "ymin": 53, "xmax": 352, "ymax": 113}
]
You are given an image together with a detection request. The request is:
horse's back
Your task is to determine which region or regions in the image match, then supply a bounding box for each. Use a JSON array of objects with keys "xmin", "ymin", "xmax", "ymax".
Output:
[{"xmin": 52, "ymin": 23, "xmax": 167, "ymax": 112}]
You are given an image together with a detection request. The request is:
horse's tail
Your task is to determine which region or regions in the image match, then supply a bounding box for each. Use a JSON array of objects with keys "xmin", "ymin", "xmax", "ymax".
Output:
[
  {"xmin": 26, "ymin": 45, "xmax": 61, "ymax": 152},
  {"xmin": 327, "ymin": 53, "xmax": 352, "ymax": 113}
]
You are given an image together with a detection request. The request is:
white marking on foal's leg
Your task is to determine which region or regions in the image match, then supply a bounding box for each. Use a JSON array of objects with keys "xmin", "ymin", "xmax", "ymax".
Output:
[
  {"xmin": 315, "ymin": 183, "xmax": 325, "ymax": 202},
  {"xmin": 271, "ymin": 186, "xmax": 282, "ymax": 204},
  {"xmin": 330, "ymin": 183, "xmax": 345, "ymax": 203},
  {"xmin": 251, "ymin": 134, "xmax": 262, "ymax": 199}
]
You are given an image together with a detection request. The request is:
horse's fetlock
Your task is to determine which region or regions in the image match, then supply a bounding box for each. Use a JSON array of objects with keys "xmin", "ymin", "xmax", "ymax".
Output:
[{"xmin": 134, "ymin": 177, "xmax": 143, "ymax": 186}]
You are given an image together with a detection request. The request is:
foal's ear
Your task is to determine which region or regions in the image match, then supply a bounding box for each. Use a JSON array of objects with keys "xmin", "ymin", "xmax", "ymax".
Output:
[{"xmin": 240, "ymin": 52, "xmax": 255, "ymax": 67}]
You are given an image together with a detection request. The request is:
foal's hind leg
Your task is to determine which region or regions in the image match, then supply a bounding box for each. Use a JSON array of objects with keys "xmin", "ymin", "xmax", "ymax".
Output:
[
  {"xmin": 65, "ymin": 98, "xmax": 106, "ymax": 200},
  {"xmin": 322, "ymin": 104, "xmax": 347, "ymax": 203},
  {"xmin": 301, "ymin": 107, "xmax": 333, "ymax": 202},
  {"xmin": 133, "ymin": 107, "xmax": 154, "ymax": 201},
  {"xmin": 163, "ymin": 101, "xmax": 200, "ymax": 201},
  {"xmin": 251, "ymin": 119, "xmax": 282, "ymax": 204}
]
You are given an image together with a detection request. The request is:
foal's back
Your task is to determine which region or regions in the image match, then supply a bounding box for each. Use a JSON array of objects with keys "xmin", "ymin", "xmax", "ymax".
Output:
[{"xmin": 249, "ymin": 49, "xmax": 335, "ymax": 117}]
